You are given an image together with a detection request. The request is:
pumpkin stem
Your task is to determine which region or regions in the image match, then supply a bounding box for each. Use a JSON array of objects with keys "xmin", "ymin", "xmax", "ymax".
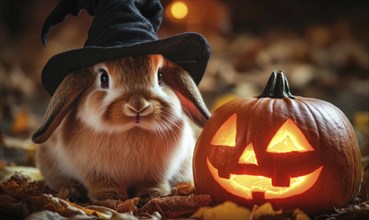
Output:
[{"xmin": 257, "ymin": 70, "xmax": 295, "ymax": 99}]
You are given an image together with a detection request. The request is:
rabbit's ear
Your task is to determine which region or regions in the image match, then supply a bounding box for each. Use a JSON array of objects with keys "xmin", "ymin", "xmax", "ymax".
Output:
[
  {"xmin": 32, "ymin": 70, "xmax": 93, "ymax": 143},
  {"xmin": 163, "ymin": 66, "xmax": 210, "ymax": 127}
]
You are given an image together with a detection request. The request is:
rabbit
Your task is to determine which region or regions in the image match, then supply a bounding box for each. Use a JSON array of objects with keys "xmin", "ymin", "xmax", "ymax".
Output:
[{"xmin": 32, "ymin": 54, "xmax": 210, "ymax": 201}]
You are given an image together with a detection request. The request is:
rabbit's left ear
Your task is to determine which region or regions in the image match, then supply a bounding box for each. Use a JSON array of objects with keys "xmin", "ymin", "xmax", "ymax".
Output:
[{"xmin": 163, "ymin": 66, "xmax": 210, "ymax": 127}]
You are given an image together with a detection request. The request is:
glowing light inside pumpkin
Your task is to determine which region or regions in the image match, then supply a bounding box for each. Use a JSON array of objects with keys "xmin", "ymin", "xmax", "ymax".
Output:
[
  {"xmin": 267, "ymin": 119, "xmax": 314, "ymax": 152},
  {"xmin": 211, "ymin": 113, "xmax": 237, "ymax": 147},
  {"xmin": 207, "ymin": 117, "xmax": 323, "ymax": 199},
  {"xmin": 238, "ymin": 144, "xmax": 258, "ymax": 165},
  {"xmin": 170, "ymin": 1, "xmax": 188, "ymax": 19},
  {"xmin": 207, "ymin": 159, "xmax": 323, "ymax": 199}
]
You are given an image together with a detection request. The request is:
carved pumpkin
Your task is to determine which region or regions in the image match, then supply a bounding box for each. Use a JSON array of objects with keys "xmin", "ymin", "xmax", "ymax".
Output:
[{"xmin": 193, "ymin": 70, "xmax": 362, "ymax": 213}]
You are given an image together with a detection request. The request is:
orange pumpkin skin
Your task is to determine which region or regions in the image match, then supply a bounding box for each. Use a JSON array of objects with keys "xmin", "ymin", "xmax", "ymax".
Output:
[{"xmin": 193, "ymin": 71, "xmax": 361, "ymax": 213}]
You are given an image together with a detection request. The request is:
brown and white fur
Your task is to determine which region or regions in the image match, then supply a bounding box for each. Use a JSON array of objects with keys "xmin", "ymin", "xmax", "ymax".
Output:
[{"xmin": 32, "ymin": 55, "xmax": 210, "ymax": 201}]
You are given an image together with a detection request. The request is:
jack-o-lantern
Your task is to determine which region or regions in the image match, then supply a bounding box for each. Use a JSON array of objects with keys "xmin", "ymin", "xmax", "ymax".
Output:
[{"xmin": 193, "ymin": 70, "xmax": 362, "ymax": 213}]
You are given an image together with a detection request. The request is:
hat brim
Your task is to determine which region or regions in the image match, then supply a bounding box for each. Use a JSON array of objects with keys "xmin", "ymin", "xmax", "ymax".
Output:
[{"xmin": 41, "ymin": 32, "xmax": 210, "ymax": 95}]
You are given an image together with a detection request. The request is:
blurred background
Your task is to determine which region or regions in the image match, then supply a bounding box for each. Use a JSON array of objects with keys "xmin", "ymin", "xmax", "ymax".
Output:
[{"xmin": 0, "ymin": 0, "xmax": 368, "ymax": 177}]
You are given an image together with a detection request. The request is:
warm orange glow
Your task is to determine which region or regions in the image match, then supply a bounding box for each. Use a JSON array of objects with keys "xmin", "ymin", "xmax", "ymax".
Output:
[
  {"xmin": 207, "ymin": 158, "xmax": 323, "ymax": 199},
  {"xmin": 211, "ymin": 114, "xmax": 237, "ymax": 147},
  {"xmin": 207, "ymin": 118, "xmax": 321, "ymax": 199},
  {"xmin": 170, "ymin": 1, "xmax": 188, "ymax": 19},
  {"xmin": 238, "ymin": 144, "xmax": 258, "ymax": 165},
  {"xmin": 267, "ymin": 119, "xmax": 314, "ymax": 152}
]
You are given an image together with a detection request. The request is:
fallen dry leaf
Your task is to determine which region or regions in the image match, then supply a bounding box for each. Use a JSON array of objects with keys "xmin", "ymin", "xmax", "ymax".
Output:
[
  {"xmin": 253, "ymin": 202, "xmax": 282, "ymax": 219},
  {"xmin": 97, "ymin": 197, "xmax": 139, "ymax": 213},
  {"xmin": 26, "ymin": 194, "xmax": 87, "ymax": 217},
  {"xmin": 293, "ymin": 209, "xmax": 311, "ymax": 220},
  {"xmin": 0, "ymin": 174, "xmax": 139, "ymax": 219},
  {"xmin": 191, "ymin": 201, "xmax": 250, "ymax": 220},
  {"xmin": 0, "ymin": 174, "xmax": 53, "ymax": 200},
  {"xmin": 191, "ymin": 201, "xmax": 313, "ymax": 220},
  {"xmin": 141, "ymin": 194, "xmax": 211, "ymax": 218},
  {"xmin": 0, "ymin": 194, "xmax": 29, "ymax": 217},
  {"xmin": 26, "ymin": 210, "xmax": 88, "ymax": 220},
  {"xmin": 171, "ymin": 182, "xmax": 195, "ymax": 195}
]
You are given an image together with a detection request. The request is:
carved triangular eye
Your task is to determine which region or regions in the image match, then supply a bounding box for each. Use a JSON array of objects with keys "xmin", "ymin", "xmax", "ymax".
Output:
[
  {"xmin": 238, "ymin": 143, "xmax": 258, "ymax": 165},
  {"xmin": 267, "ymin": 119, "xmax": 314, "ymax": 153},
  {"xmin": 211, "ymin": 113, "xmax": 237, "ymax": 147}
]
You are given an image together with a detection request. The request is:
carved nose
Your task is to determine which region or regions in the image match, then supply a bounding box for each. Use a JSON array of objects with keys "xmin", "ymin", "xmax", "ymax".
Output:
[{"xmin": 123, "ymin": 95, "xmax": 153, "ymax": 117}]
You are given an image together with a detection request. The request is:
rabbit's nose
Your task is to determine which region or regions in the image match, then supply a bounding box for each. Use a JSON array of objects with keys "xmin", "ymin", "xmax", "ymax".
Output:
[
  {"xmin": 124, "ymin": 96, "xmax": 153, "ymax": 117},
  {"xmin": 124, "ymin": 103, "xmax": 153, "ymax": 116}
]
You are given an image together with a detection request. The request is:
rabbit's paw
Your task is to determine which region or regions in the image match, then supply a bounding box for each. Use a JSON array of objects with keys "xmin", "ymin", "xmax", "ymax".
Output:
[
  {"xmin": 89, "ymin": 187, "xmax": 128, "ymax": 202},
  {"xmin": 137, "ymin": 182, "xmax": 171, "ymax": 203}
]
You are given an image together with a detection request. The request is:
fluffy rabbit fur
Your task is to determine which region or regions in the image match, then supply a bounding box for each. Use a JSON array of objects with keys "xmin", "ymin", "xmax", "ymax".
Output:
[{"xmin": 32, "ymin": 55, "xmax": 210, "ymax": 201}]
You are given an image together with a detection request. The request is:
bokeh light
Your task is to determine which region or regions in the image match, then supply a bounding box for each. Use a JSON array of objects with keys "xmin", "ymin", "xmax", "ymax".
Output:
[{"xmin": 171, "ymin": 1, "xmax": 188, "ymax": 19}]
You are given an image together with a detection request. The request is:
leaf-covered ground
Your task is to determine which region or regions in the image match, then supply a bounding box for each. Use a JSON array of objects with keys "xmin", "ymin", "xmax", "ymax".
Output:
[{"xmin": 0, "ymin": 172, "xmax": 368, "ymax": 220}]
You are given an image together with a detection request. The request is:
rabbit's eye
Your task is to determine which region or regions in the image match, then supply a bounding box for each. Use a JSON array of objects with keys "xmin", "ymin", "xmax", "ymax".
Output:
[
  {"xmin": 157, "ymin": 70, "xmax": 163, "ymax": 86},
  {"xmin": 100, "ymin": 70, "xmax": 109, "ymax": 89}
]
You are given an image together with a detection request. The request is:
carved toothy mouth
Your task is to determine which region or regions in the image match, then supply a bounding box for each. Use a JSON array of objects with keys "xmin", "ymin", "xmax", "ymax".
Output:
[{"xmin": 207, "ymin": 158, "xmax": 323, "ymax": 200}]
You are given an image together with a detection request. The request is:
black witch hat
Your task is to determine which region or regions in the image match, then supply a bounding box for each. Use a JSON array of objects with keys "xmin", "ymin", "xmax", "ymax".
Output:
[{"xmin": 41, "ymin": 0, "xmax": 210, "ymax": 95}]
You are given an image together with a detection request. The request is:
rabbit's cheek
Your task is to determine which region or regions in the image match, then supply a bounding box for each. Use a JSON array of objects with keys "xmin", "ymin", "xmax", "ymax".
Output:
[
  {"xmin": 151, "ymin": 83, "xmax": 167, "ymax": 95},
  {"xmin": 160, "ymin": 87, "xmax": 182, "ymax": 115},
  {"xmin": 76, "ymin": 90, "xmax": 119, "ymax": 132},
  {"xmin": 89, "ymin": 90, "xmax": 107, "ymax": 107},
  {"xmin": 101, "ymin": 89, "xmax": 122, "ymax": 106},
  {"xmin": 77, "ymin": 102, "xmax": 104, "ymax": 130}
]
